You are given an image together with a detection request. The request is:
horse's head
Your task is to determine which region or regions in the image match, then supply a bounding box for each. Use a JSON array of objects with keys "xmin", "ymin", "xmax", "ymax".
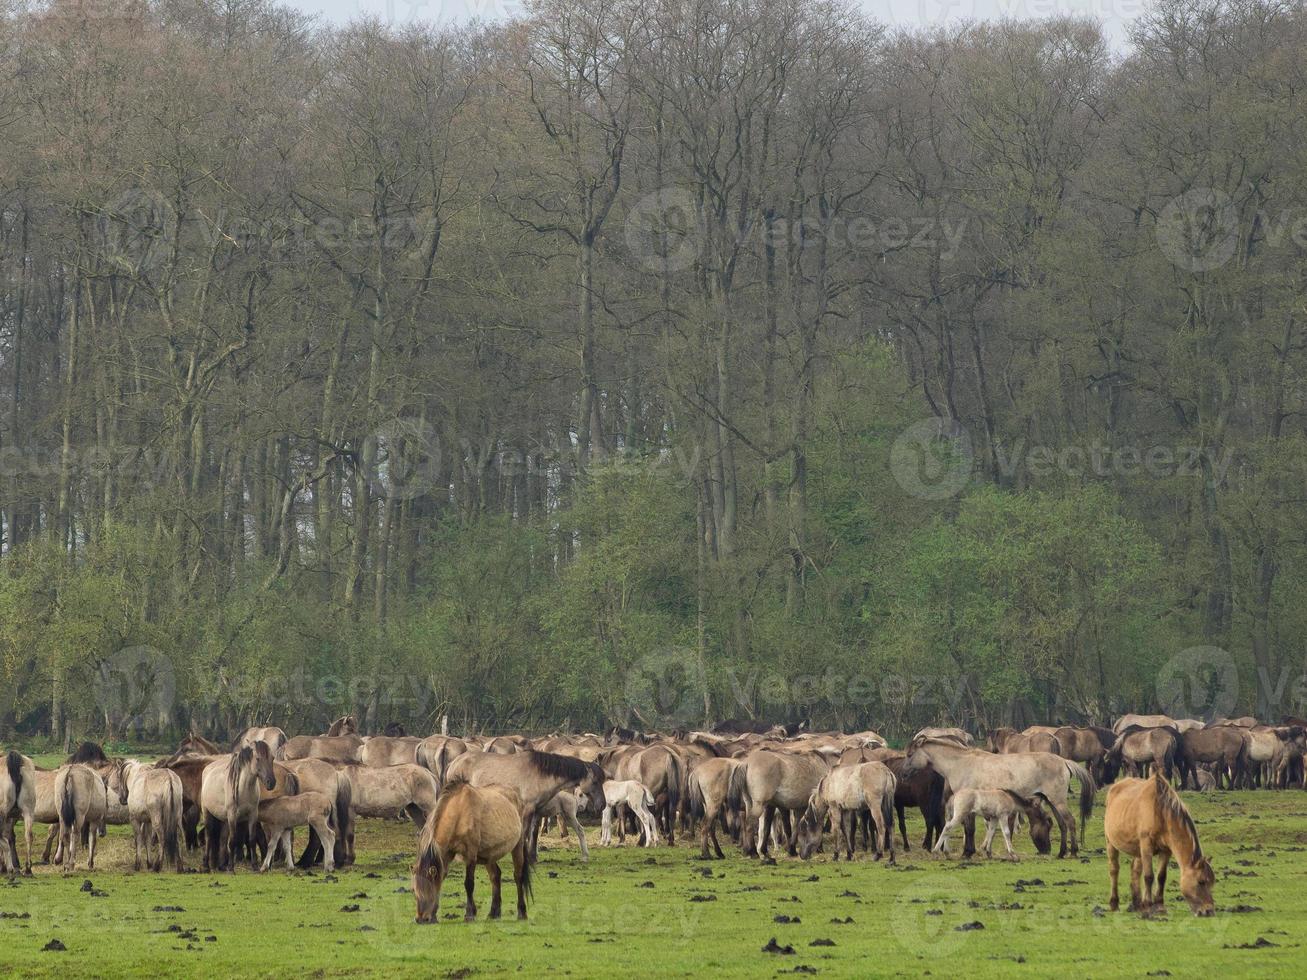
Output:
[
  {"xmin": 253, "ymin": 741, "xmax": 277, "ymax": 791},
  {"xmin": 1024, "ymin": 799, "xmax": 1052, "ymax": 855},
  {"xmin": 795, "ymin": 799, "xmax": 824, "ymax": 860},
  {"xmin": 412, "ymin": 839, "xmax": 445, "ymax": 924},
  {"xmin": 106, "ymin": 759, "xmax": 131, "ymax": 805},
  {"xmin": 1179, "ymin": 856, "xmax": 1216, "ymax": 916},
  {"xmin": 899, "ymin": 743, "xmax": 930, "ymax": 779}
]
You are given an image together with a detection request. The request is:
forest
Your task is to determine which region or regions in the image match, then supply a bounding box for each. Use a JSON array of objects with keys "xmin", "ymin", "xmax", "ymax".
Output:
[{"xmin": 1, "ymin": 0, "xmax": 1305, "ymax": 743}]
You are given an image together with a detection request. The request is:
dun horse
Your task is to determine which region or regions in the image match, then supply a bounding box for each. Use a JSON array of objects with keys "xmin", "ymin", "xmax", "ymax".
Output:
[
  {"xmin": 412, "ymin": 779, "xmax": 532, "ymax": 924},
  {"xmin": 1, "ymin": 750, "xmax": 35, "ymax": 874},
  {"xmin": 56, "ymin": 763, "xmax": 118, "ymax": 872},
  {"xmin": 200, "ymin": 742, "xmax": 278, "ymax": 872},
  {"xmin": 106, "ymin": 759, "xmax": 185, "ymax": 872},
  {"xmin": 1105, "ymin": 772, "xmax": 1215, "ymax": 916}
]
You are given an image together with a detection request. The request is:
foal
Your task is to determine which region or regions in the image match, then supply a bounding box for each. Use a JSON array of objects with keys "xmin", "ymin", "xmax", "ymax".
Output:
[
  {"xmin": 934, "ymin": 788, "xmax": 1041, "ymax": 861},
  {"xmin": 580, "ymin": 779, "xmax": 660, "ymax": 847},
  {"xmin": 258, "ymin": 792, "xmax": 337, "ymax": 873},
  {"xmin": 412, "ymin": 779, "xmax": 531, "ymax": 924}
]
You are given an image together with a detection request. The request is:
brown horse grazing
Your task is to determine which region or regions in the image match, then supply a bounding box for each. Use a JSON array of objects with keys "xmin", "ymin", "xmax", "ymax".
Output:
[
  {"xmin": 1103, "ymin": 726, "xmax": 1179, "ymax": 783},
  {"xmin": 1105, "ymin": 772, "xmax": 1215, "ymax": 916},
  {"xmin": 1177, "ymin": 726, "xmax": 1248, "ymax": 790},
  {"xmin": 794, "ymin": 762, "xmax": 897, "ymax": 863},
  {"xmin": 412, "ymin": 779, "xmax": 532, "ymax": 924},
  {"xmin": 56, "ymin": 764, "xmax": 117, "ymax": 872}
]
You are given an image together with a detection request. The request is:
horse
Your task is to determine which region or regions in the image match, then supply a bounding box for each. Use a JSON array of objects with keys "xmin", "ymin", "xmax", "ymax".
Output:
[
  {"xmin": 990, "ymin": 728, "xmax": 1062, "ymax": 755},
  {"xmin": 412, "ymin": 779, "xmax": 532, "ymax": 924},
  {"xmin": 200, "ymin": 743, "xmax": 278, "ymax": 872},
  {"xmin": 912, "ymin": 727, "xmax": 973, "ymax": 745},
  {"xmin": 105, "ymin": 759, "xmax": 185, "ymax": 872},
  {"xmin": 326, "ymin": 715, "xmax": 358, "ymax": 736},
  {"xmin": 258, "ymin": 792, "xmax": 337, "ymax": 873},
  {"xmin": 279, "ymin": 758, "xmax": 355, "ymax": 868},
  {"xmin": 1177, "ymin": 726, "xmax": 1248, "ymax": 790},
  {"xmin": 282, "ymin": 732, "xmax": 364, "ymax": 762},
  {"xmin": 416, "ymin": 735, "xmax": 472, "ymax": 786},
  {"xmin": 1105, "ymin": 772, "xmax": 1215, "ymax": 916},
  {"xmin": 599, "ymin": 744, "xmax": 683, "ymax": 843},
  {"xmin": 934, "ymin": 789, "xmax": 1043, "ymax": 861},
  {"xmin": 358, "ymin": 735, "xmax": 421, "ymax": 767},
  {"xmin": 535, "ymin": 788, "xmax": 591, "ymax": 859},
  {"xmin": 1, "ymin": 750, "xmax": 36, "ymax": 874},
  {"xmin": 579, "ymin": 780, "xmax": 659, "ymax": 847},
  {"xmin": 733, "ymin": 749, "xmax": 833, "ymax": 858},
  {"xmin": 154, "ymin": 752, "xmax": 222, "ymax": 851},
  {"xmin": 233, "ymin": 726, "xmax": 288, "ymax": 760},
  {"xmin": 444, "ymin": 750, "xmax": 606, "ymax": 861},
  {"xmin": 902, "ymin": 738, "xmax": 1094, "ymax": 857},
  {"xmin": 327, "ymin": 761, "xmax": 438, "ymax": 826},
  {"xmin": 56, "ymin": 764, "xmax": 117, "ymax": 872},
  {"xmin": 877, "ymin": 753, "xmax": 946, "ymax": 851},
  {"xmin": 795, "ymin": 762, "xmax": 896, "ymax": 863},
  {"xmin": 177, "ymin": 731, "xmax": 222, "ymax": 756},
  {"xmin": 686, "ymin": 757, "xmax": 745, "ymax": 859},
  {"xmin": 1053, "ymin": 725, "xmax": 1115, "ymax": 781},
  {"xmin": 1103, "ymin": 726, "xmax": 1179, "ymax": 783}
]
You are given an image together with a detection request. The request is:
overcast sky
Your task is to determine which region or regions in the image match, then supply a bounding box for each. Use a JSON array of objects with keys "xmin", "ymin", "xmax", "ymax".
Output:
[{"xmin": 292, "ymin": 0, "xmax": 1143, "ymax": 48}]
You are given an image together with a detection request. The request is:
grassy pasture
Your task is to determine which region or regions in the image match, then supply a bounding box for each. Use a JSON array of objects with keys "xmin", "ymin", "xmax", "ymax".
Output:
[{"xmin": 2, "ymin": 758, "xmax": 1305, "ymax": 978}]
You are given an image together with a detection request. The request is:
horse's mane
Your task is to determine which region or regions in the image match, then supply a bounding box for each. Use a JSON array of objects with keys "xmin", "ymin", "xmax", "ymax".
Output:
[
  {"xmin": 228, "ymin": 745, "xmax": 255, "ymax": 799},
  {"xmin": 67, "ymin": 742, "xmax": 108, "ymax": 766},
  {"xmin": 1089, "ymin": 726, "xmax": 1116, "ymax": 749},
  {"xmin": 1154, "ymin": 775, "xmax": 1203, "ymax": 860},
  {"xmin": 525, "ymin": 750, "xmax": 597, "ymax": 783}
]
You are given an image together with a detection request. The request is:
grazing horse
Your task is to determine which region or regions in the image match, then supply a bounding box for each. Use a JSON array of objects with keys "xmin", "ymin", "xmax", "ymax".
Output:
[
  {"xmin": 1177, "ymin": 726, "xmax": 1248, "ymax": 790},
  {"xmin": 734, "ymin": 749, "xmax": 832, "ymax": 858},
  {"xmin": 412, "ymin": 779, "xmax": 532, "ymax": 924},
  {"xmin": 934, "ymin": 789, "xmax": 1042, "ymax": 861},
  {"xmin": 233, "ymin": 726, "xmax": 288, "ymax": 760},
  {"xmin": 1103, "ymin": 726, "xmax": 1179, "ymax": 783},
  {"xmin": 200, "ymin": 743, "xmax": 278, "ymax": 872},
  {"xmin": 105, "ymin": 759, "xmax": 185, "ymax": 872},
  {"xmin": 1, "ymin": 750, "xmax": 35, "ymax": 874},
  {"xmin": 902, "ymin": 738, "xmax": 1094, "ymax": 857},
  {"xmin": 56, "ymin": 764, "xmax": 116, "ymax": 872},
  {"xmin": 444, "ymin": 749, "xmax": 607, "ymax": 861},
  {"xmin": 795, "ymin": 762, "xmax": 896, "ymax": 863},
  {"xmin": 258, "ymin": 792, "xmax": 337, "ymax": 873},
  {"xmin": 687, "ymin": 757, "xmax": 745, "ymax": 859},
  {"xmin": 1105, "ymin": 772, "xmax": 1215, "ymax": 916}
]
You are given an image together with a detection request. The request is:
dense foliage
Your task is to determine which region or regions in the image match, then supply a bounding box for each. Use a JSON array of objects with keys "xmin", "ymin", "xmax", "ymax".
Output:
[{"xmin": 2, "ymin": 0, "xmax": 1305, "ymax": 741}]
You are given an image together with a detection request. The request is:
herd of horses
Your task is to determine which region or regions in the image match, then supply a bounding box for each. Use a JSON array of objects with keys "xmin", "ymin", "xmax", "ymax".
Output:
[{"xmin": 0, "ymin": 709, "xmax": 1266, "ymax": 924}]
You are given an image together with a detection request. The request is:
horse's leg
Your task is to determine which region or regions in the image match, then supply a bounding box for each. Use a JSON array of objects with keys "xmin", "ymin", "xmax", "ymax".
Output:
[
  {"xmin": 131, "ymin": 816, "xmax": 144, "ymax": 871},
  {"xmin": 898, "ymin": 803, "xmax": 910, "ymax": 850},
  {"xmin": 601, "ymin": 806, "xmax": 612, "ymax": 847},
  {"xmin": 961, "ymin": 812, "xmax": 976, "ymax": 858},
  {"xmin": 487, "ymin": 860, "xmax": 503, "ymax": 919},
  {"xmin": 1128, "ymin": 855, "xmax": 1144, "ymax": 912},
  {"xmin": 87, "ymin": 819, "xmax": 98, "ymax": 870},
  {"xmin": 783, "ymin": 809, "xmax": 798, "ymax": 857},
  {"xmin": 1139, "ymin": 840, "xmax": 1156, "ymax": 911},
  {"xmin": 259, "ymin": 828, "xmax": 277, "ymax": 872},
  {"xmin": 933, "ymin": 814, "xmax": 959, "ymax": 857},
  {"xmin": 1154, "ymin": 846, "xmax": 1170, "ymax": 911},
  {"xmin": 512, "ymin": 842, "xmax": 528, "ymax": 920},
  {"xmin": 41, "ymin": 823, "xmax": 57, "ymax": 864},
  {"xmin": 22, "ymin": 815, "xmax": 32, "ymax": 875},
  {"xmin": 566, "ymin": 808, "xmax": 589, "ymax": 862},
  {"xmin": 760, "ymin": 805, "xmax": 776, "ymax": 858},
  {"xmin": 464, "ymin": 861, "xmax": 478, "ymax": 922},
  {"xmin": 999, "ymin": 815, "xmax": 1017, "ymax": 860},
  {"xmin": 980, "ymin": 817, "xmax": 996, "ymax": 859},
  {"xmin": 1107, "ymin": 842, "xmax": 1121, "ymax": 911},
  {"xmin": 1048, "ymin": 801, "xmax": 1071, "ymax": 858}
]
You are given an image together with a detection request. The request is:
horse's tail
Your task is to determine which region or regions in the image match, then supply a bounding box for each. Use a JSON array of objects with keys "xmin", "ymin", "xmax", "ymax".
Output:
[
  {"xmin": 687, "ymin": 770, "xmax": 706, "ymax": 821},
  {"xmin": 4, "ymin": 750, "xmax": 23, "ymax": 802},
  {"xmin": 880, "ymin": 777, "xmax": 896, "ymax": 851},
  {"xmin": 664, "ymin": 751, "xmax": 682, "ymax": 822},
  {"xmin": 1066, "ymin": 760, "xmax": 1095, "ymax": 833},
  {"xmin": 725, "ymin": 762, "xmax": 749, "ymax": 812},
  {"xmin": 161, "ymin": 776, "xmax": 181, "ymax": 868},
  {"xmin": 518, "ymin": 834, "xmax": 534, "ymax": 901},
  {"xmin": 59, "ymin": 771, "xmax": 76, "ymax": 828},
  {"xmin": 333, "ymin": 775, "xmax": 353, "ymax": 835}
]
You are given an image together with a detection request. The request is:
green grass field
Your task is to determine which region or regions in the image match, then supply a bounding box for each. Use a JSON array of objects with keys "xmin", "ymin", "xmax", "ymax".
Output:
[{"xmin": 3, "ymin": 758, "xmax": 1305, "ymax": 978}]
